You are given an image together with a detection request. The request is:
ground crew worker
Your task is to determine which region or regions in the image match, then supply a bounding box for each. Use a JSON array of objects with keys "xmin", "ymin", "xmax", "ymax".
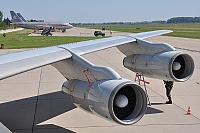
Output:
[{"xmin": 163, "ymin": 80, "xmax": 174, "ymax": 104}]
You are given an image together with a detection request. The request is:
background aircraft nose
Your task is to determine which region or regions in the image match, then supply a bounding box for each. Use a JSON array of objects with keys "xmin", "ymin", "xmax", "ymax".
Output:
[
  {"xmin": 69, "ymin": 24, "xmax": 73, "ymax": 28},
  {"xmin": 64, "ymin": 23, "xmax": 73, "ymax": 28}
]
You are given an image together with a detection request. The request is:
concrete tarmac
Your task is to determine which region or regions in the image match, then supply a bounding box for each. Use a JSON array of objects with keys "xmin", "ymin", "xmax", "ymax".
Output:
[{"xmin": 0, "ymin": 28, "xmax": 200, "ymax": 133}]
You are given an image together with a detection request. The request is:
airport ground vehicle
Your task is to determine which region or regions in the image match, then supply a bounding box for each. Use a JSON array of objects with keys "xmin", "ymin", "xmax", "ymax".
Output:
[{"xmin": 94, "ymin": 31, "xmax": 105, "ymax": 36}]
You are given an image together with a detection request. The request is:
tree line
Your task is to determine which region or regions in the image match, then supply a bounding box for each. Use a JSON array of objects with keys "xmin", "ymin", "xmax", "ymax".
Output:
[
  {"xmin": 0, "ymin": 11, "xmax": 12, "ymax": 30},
  {"xmin": 73, "ymin": 16, "xmax": 200, "ymax": 26},
  {"xmin": 166, "ymin": 17, "xmax": 200, "ymax": 23}
]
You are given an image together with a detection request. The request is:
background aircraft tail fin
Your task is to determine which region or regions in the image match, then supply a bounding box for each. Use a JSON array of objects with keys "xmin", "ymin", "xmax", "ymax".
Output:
[
  {"xmin": 17, "ymin": 13, "xmax": 27, "ymax": 22},
  {"xmin": 10, "ymin": 11, "xmax": 23, "ymax": 22}
]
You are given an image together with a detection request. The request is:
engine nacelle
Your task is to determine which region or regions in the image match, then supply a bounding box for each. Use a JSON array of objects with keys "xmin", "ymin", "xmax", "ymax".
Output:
[
  {"xmin": 123, "ymin": 51, "xmax": 194, "ymax": 82},
  {"xmin": 62, "ymin": 79, "xmax": 147, "ymax": 125}
]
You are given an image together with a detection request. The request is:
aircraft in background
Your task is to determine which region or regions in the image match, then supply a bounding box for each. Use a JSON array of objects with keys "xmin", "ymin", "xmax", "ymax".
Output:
[
  {"xmin": 10, "ymin": 11, "xmax": 73, "ymax": 36},
  {"xmin": 16, "ymin": 13, "xmax": 27, "ymax": 22},
  {"xmin": 0, "ymin": 30, "xmax": 194, "ymax": 125}
]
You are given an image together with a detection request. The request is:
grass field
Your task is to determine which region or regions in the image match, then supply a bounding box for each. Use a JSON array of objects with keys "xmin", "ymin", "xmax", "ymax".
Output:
[
  {"xmin": 79, "ymin": 23, "xmax": 200, "ymax": 39},
  {"xmin": 0, "ymin": 29, "xmax": 99, "ymax": 49},
  {"xmin": 0, "ymin": 24, "xmax": 199, "ymax": 49}
]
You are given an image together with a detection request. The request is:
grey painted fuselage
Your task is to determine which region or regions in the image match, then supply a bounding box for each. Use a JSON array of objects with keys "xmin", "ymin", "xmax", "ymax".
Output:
[
  {"xmin": 12, "ymin": 22, "xmax": 73, "ymax": 30},
  {"xmin": 10, "ymin": 11, "xmax": 73, "ymax": 30}
]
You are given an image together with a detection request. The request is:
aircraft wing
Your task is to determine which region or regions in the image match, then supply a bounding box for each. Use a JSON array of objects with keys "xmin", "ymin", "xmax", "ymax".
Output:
[
  {"xmin": 0, "ymin": 47, "xmax": 72, "ymax": 80},
  {"xmin": 59, "ymin": 30, "xmax": 172, "ymax": 55},
  {"xmin": 0, "ymin": 30, "xmax": 172, "ymax": 80}
]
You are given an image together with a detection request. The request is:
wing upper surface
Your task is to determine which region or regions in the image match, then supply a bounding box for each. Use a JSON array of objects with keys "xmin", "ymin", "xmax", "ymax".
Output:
[
  {"xmin": 127, "ymin": 30, "xmax": 173, "ymax": 39},
  {"xmin": 59, "ymin": 35, "xmax": 136, "ymax": 55},
  {"xmin": 59, "ymin": 30, "xmax": 173, "ymax": 55},
  {"xmin": 0, "ymin": 47, "xmax": 71, "ymax": 80}
]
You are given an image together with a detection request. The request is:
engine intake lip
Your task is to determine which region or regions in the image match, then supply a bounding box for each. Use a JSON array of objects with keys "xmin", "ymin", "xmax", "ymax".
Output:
[
  {"xmin": 169, "ymin": 52, "xmax": 194, "ymax": 82},
  {"xmin": 108, "ymin": 81, "xmax": 147, "ymax": 125}
]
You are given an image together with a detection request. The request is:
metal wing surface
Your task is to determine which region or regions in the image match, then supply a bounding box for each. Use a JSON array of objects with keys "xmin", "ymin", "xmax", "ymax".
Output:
[
  {"xmin": 60, "ymin": 30, "xmax": 172, "ymax": 55},
  {"xmin": 0, "ymin": 47, "xmax": 72, "ymax": 80},
  {"xmin": 0, "ymin": 30, "xmax": 172, "ymax": 80}
]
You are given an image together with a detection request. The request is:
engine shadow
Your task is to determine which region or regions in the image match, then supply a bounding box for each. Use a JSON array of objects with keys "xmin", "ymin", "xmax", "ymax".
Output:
[
  {"xmin": 145, "ymin": 106, "xmax": 164, "ymax": 114},
  {"xmin": 0, "ymin": 91, "xmax": 76, "ymax": 133},
  {"xmin": 0, "ymin": 90, "xmax": 164, "ymax": 132},
  {"xmin": 14, "ymin": 124, "xmax": 76, "ymax": 133},
  {"xmin": 150, "ymin": 102, "xmax": 166, "ymax": 105},
  {"xmin": 35, "ymin": 124, "xmax": 76, "ymax": 133}
]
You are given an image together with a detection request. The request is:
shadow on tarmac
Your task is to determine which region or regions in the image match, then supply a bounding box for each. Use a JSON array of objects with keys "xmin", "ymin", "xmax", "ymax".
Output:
[
  {"xmin": 0, "ymin": 91, "xmax": 163, "ymax": 133},
  {"xmin": 146, "ymin": 106, "xmax": 163, "ymax": 114},
  {"xmin": 0, "ymin": 91, "xmax": 76, "ymax": 133},
  {"xmin": 150, "ymin": 102, "xmax": 166, "ymax": 106}
]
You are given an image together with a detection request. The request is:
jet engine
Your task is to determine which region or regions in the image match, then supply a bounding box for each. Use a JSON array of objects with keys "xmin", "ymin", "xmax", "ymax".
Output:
[
  {"xmin": 62, "ymin": 79, "xmax": 147, "ymax": 125},
  {"xmin": 123, "ymin": 51, "xmax": 194, "ymax": 82}
]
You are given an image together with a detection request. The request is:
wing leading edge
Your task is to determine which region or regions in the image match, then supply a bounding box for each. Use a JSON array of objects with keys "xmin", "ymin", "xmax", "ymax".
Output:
[{"xmin": 0, "ymin": 30, "xmax": 172, "ymax": 80}]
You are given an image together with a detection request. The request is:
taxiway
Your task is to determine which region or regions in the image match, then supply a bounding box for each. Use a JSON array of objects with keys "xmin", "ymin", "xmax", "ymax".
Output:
[{"xmin": 0, "ymin": 28, "xmax": 199, "ymax": 133}]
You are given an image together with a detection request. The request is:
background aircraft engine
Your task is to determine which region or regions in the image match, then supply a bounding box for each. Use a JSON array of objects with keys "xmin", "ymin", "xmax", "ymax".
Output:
[
  {"xmin": 62, "ymin": 79, "xmax": 147, "ymax": 125},
  {"xmin": 123, "ymin": 51, "xmax": 194, "ymax": 82}
]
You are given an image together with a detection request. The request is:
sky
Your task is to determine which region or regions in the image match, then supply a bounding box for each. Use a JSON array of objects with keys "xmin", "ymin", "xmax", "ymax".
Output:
[{"xmin": 1, "ymin": 0, "xmax": 200, "ymax": 23}]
